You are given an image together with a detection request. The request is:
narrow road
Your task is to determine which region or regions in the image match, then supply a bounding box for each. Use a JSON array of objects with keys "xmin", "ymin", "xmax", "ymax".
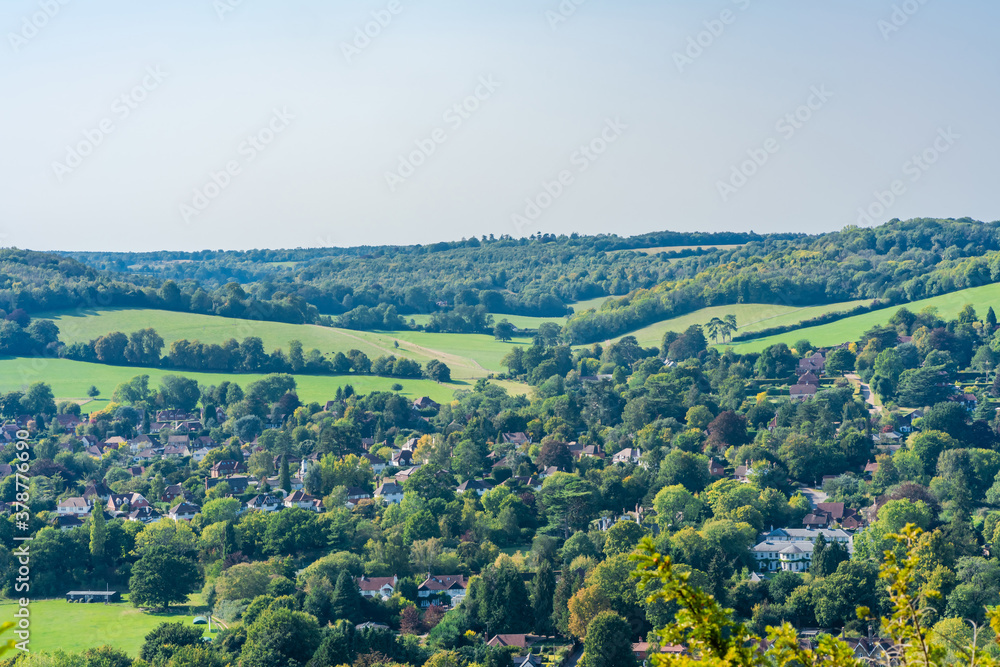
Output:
[
  {"xmin": 798, "ymin": 486, "xmax": 828, "ymax": 509},
  {"xmin": 844, "ymin": 373, "xmax": 881, "ymax": 414},
  {"xmin": 563, "ymin": 644, "xmax": 584, "ymax": 667}
]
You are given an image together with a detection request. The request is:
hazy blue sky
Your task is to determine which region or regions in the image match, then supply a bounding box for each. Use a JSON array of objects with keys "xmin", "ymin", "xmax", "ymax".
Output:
[{"xmin": 1, "ymin": 0, "xmax": 997, "ymax": 251}]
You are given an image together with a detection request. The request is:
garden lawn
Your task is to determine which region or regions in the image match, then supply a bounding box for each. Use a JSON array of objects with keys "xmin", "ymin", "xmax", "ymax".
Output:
[{"xmin": 0, "ymin": 597, "xmax": 210, "ymax": 656}]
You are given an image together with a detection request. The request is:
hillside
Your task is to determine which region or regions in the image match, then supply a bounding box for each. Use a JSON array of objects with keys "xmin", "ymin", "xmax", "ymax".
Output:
[
  {"xmin": 562, "ymin": 218, "xmax": 1000, "ymax": 343},
  {"xmin": 607, "ymin": 299, "xmax": 872, "ymax": 347},
  {"xmin": 725, "ymin": 281, "xmax": 1000, "ymax": 352},
  {"xmin": 40, "ymin": 308, "xmax": 527, "ymax": 380}
]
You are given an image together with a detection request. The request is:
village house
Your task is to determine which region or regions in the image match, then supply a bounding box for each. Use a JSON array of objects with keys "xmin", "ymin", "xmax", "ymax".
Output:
[
  {"xmin": 205, "ymin": 476, "xmax": 252, "ymax": 495},
  {"xmin": 57, "ymin": 497, "xmax": 91, "ymax": 516},
  {"xmin": 127, "ymin": 506, "xmax": 162, "ymax": 523},
  {"xmin": 106, "ymin": 492, "xmax": 150, "ymax": 514},
  {"xmin": 752, "ymin": 527, "xmax": 853, "ymax": 572},
  {"xmin": 192, "ymin": 447, "xmax": 213, "ymax": 463},
  {"xmin": 168, "ymin": 501, "xmax": 200, "ymax": 521},
  {"xmin": 357, "ymin": 575, "xmax": 398, "ymax": 599},
  {"xmin": 503, "ymin": 476, "xmax": 543, "ymax": 492},
  {"xmin": 375, "ymin": 481, "xmax": 404, "ymax": 504},
  {"xmin": 708, "ymin": 457, "xmax": 726, "ymax": 477},
  {"xmin": 129, "ymin": 435, "xmax": 154, "ymax": 453},
  {"xmin": 413, "ymin": 396, "xmax": 441, "ymax": 411},
  {"xmin": 345, "ymin": 487, "xmax": 371, "ymax": 508},
  {"xmin": 55, "ymin": 514, "xmax": 85, "ymax": 531},
  {"xmin": 486, "ymin": 635, "xmax": 543, "ymax": 649},
  {"xmin": 361, "ymin": 453, "xmax": 386, "ymax": 474},
  {"xmin": 163, "ymin": 444, "xmax": 191, "ymax": 458},
  {"xmin": 284, "ymin": 490, "xmax": 323, "ymax": 511},
  {"xmin": 211, "ymin": 459, "xmax": 247, "ymax": 478},
  {"xmin": 246, "ymin": 494, "xmax": 282, "ymax": 512},
  {"xmin": 135, "ymin": 448, "xmax": 158, "ymax": 463},
  {"xmin": 789, "ymin": 382, "xmax": 818, "ymax": 400},
  {"xmin": 501, "ymin": 432, "xmax": 531, "ymax": 446},
  {"xmin": 417, "ymin": 574, "xmax": 470, "ymax": 607},
  {"xmin": 612, "ymin": 447, "xmax": 642, "ymax": 465},
  {"xmin": 798, "ymin": 351, "xmax": 825, "ymax": 374},
  {"xmin": 53, "ymin": 413, "xmax": 82, "ymax": 430},
  {"xmin": 632, "ymin": 642, "xmax": 686, "ymax": 663},
  {"xmin": 82, "ymin": 481, "xmax": 112, "ymax": 502},
  {"xmin": 568, "ymin": 443, "xmax": 604, "ymax": 459},
  {"xmin": 797, "ymin": 371, "xmax": 821, "ymax": 386},
  {"xmin": 897, "ymin": 409, "xmax": 922, "ymax": 433},
  {"xmin": 455, "ymin": 479, "xmax": 493, "ymax": 496},
  {"xmin": 393, "ymin": 466, "xmax": 421, "ymax": 484},
  {"xmin": 160, "ymin": 484, "xmax": 187, "ymax": 504},
  {"xmin": 391, "ymin": 449, "xmax": 414, "ymax": 468},
  {"xmin": 801, "ymin": 502, "xmax": 865, "ymax": 529}
]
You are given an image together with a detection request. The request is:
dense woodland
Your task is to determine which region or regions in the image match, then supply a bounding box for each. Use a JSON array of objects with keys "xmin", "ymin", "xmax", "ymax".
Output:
[{"xmin": 7, "ymin": 219, "xmax": 1000, "ymax": 343}]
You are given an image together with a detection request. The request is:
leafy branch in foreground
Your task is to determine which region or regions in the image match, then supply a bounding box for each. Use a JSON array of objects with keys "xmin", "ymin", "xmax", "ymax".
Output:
[{"xmin": 631, "ymin": 525, "xmax": 1000, "ymax": 667}]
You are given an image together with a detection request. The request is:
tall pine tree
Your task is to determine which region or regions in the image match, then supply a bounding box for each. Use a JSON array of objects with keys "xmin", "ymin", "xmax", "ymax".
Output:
[
  {"xmin": 280, "ymin": 454, "xmax": 291, "ymax": 494},
  {"xmin": 531, "ymin": 560, "xmax": 556, "ymax": 634},
  {"xmin": 89, "ymin": 503, "xmax": 106, "ymax": 562},
  {"xmin": 331, "ymin": 570, "xmax": 361, "ymax": 623}
]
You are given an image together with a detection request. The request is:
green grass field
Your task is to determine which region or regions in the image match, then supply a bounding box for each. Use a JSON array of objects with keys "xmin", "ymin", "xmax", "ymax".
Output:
[
  {"xmin": 724, "ymin": 283, "xmax": 1000, "ymax": 353},
  {"xmin": 0, "ymin": 357, "xmax": 461, "ymax": 405},
  {"xmin": 43, "ymin": 308, "xmax": 431, "ymax": 367},
  {"xmin": 407, "ymin": 296, "xmax": 614, "ymax": 331},
  {"xmin": 608, "ymin": 300, "xmax": 872, "ymax": 348},
  {"xmin": 0, "ymin": 597, "xmax": 210, "ymax": 656},
  {"xmin": 39, "ymin": 307, "xmax": 563, "ymax": 383},
  {"xmin": 41, "ymin": 308, "xmax": 516, "ymax": 380}
]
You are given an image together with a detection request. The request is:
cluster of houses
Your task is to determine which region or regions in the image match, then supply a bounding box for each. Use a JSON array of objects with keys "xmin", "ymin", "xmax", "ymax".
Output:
[
  {"xmin": 366, "ymin": 432, "xmax": 643, "ymax": 505},
  {"xmin": 55, "ymin": 481, "xmax": 201, "ymax": 528},
  {"xmin": 789, "ymin": 351, "xmax": 826, "ymax": 400},
  {"xmin": 356, "ymin": 573, "xmax": 470, "ymax": 609}
]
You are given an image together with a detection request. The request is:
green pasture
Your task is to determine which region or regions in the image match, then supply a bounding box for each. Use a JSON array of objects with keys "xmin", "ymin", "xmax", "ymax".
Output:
[
  {"xmin": 724, "ymin": 283, "xmax": 1000, "ymax": 353},
  {"xmin": 0, "ymin": 357, "xmax": 460, "ymax": 405}
]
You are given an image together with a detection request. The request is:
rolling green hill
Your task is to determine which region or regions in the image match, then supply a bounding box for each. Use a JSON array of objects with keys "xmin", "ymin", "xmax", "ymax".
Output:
[
  {"xmin": 724, "ymin": 282, "xmax": 1000, "ymax": 353},
  {"xmin": 41, "ymin": 309, "xmax": 525, "ymax": 380},
  {"xmin": 608, "ymin": 299, "xmax": 872, "ymax": 348}
]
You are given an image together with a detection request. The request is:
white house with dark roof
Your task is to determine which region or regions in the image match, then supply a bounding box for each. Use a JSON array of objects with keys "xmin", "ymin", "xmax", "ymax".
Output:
[
  {"xmin": 168, "ymin": 501, "xmax": 200, "ymax": 521},
  {"xmin": 456, "ymin": 479, "xmax": 493, "ymax": 496},
  {"xmin": 417, "ymin": 574, "xmax": 470, "ymax": 607},
  {"xmin": 246, "ymin": 494, "xmax": 282, "ymax": 512},
  {"xmin": 375, "ymin": 481, "xmax": 404, "ymax": 504},
  {"xmin": 612, "ymin": 447, "xmax": 642, "ymax": 465},
  {"xmin": 357, "ymin": 575, "xmax": 398, "ymax": 599},
  {"xmin": 127, "ymin": 506, "xmax": 162, "ymax": 524}
]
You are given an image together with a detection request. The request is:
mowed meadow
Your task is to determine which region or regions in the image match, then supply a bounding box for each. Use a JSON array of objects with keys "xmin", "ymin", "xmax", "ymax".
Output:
[
  {"xmin": 0, "ymin": 597, "xmax": 211, "ymax": 656},
  {"xmin": 0, "ymin": 356, "xmax": 462, "ymax": 406},
  {"xmin": 724, "ymin": 282, "xmax": 1000, "ymax": 353}
]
